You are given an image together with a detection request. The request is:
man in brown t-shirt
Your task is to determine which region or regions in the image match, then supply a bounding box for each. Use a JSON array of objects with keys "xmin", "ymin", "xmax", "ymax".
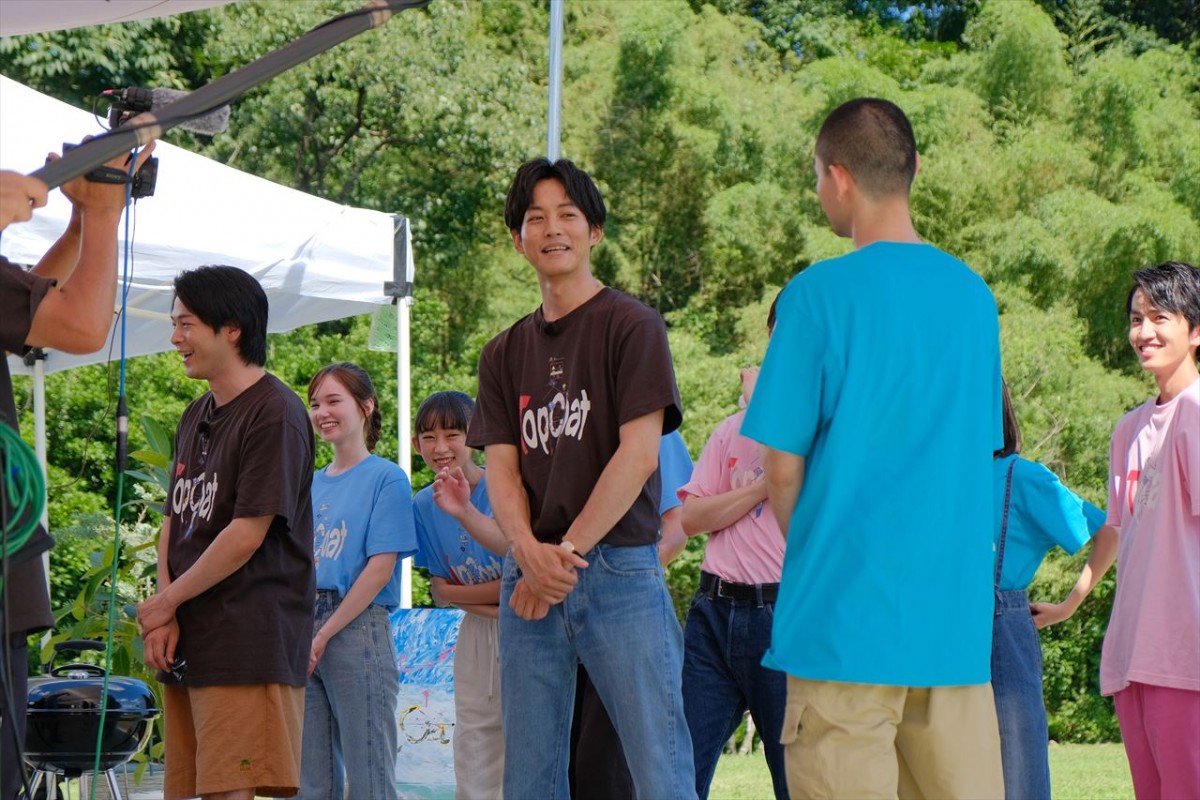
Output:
[
  {"xmin": 467, "ymin": 158, "xmax": 697, "ymax": 799},
  {"xmin": 1, "ymin": 149, "xmax": 153, "ymax": 800},
  {"xmin": 137, "ymin": 266, "xmax": 314, "ymax": 800}
]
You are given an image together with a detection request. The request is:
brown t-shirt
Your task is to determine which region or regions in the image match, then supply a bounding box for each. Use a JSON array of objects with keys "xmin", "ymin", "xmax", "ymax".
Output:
[
  {"xmin": 0, "ymin": 256, "xmax": 55, "ymax": 634},
  {"xmin": 165, "ymin": 373, "xmax": 314, "ymax": 687},
  {"xmin": 468, "ymin": 288, "xmax": 682, "ymax": 546}
]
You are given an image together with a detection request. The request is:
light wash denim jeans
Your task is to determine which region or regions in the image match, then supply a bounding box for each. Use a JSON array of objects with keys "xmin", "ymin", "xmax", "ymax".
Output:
[
  {"xmin": 991, "ymin": 588, "xmax": 1051, "ymax": 800},
  {"xmin": 499, "ymin": 543, "xmax": 697, "ymax": 800},
  {"xmin": 297, "ymin": 592, "xmax": 399, "ymax": 800},
  {"xmin": 682, "ymin": 588, "xmax": 789, "ymax": 800}
]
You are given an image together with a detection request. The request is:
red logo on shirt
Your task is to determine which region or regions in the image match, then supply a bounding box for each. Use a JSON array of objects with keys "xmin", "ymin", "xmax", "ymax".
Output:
[{"xmin": 1126, "ymin": 469, "xmax": 1139, "ymax": 515}]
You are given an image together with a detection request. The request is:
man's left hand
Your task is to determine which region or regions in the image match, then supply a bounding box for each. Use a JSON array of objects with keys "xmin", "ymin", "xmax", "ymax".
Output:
[
  {"xmin": 509, "ymin": 578, "xmax": 551, "ymax": 621},
  {"xmin": 137, "ymin": 588, "xmax": 178, "ymax": 635}
]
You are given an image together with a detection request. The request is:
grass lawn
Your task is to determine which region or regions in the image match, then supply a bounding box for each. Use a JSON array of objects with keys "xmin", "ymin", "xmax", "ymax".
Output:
[{"xmin": 709, "ymin": 742, "xmax": 1133, "ymax": 799}]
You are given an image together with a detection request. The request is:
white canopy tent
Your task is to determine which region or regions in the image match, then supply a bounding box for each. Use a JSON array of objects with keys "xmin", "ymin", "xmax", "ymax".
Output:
[
  {"xmin": 0, "ymin": 1, "xmax": 237, "ymax": 37},
  {"xmin": 0, "ymin": 74, "xmax": 417, "ymax": 603}
]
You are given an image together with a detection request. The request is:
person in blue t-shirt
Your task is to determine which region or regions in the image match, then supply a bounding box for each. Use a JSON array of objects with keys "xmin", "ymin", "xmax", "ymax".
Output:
[
  {"xmin": 412, "ymin": 391, "xmax": 507, "ymax": 800},
  {"xmin": 990, "ymin": 381, "xmax": 1117, "ymax": 800},
  {"xmin": 300, "ymin": 362, "xmax": 418, "ymax": 800},
  {"xmin": 742, "ymin": 98, "xmax": 1005, "ymax": 798}
]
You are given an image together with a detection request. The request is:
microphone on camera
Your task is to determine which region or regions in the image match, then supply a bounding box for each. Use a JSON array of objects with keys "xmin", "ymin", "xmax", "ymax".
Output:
[{"xmin": 105, "ymin": 87, "xmax": 231, "ymax": 136}]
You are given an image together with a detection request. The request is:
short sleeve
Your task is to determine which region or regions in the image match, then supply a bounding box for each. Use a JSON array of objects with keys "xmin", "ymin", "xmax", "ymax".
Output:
[
  {"xmin": 365, "ymin": 466, "xmax": 418, "ymax": 560},
  {"xmin": 1106, "ymin": 416, "xmax": 1131, "ymax": 529},
  {"xmin": 234, "ymin": 410, "xmax": 310, "ymax": 529},
  {"xmin": 1177, "ymin": 396, "xmax": 1200, "ymax": 517},
  {"xmin": 679, "ymin": 417, "xmax": 733, "ymax": 501},
  {"xmin": 1020, "ymin": 460, "xmax": 1097, "ymax": 556},
  {"xmin": 614, "ymin": 311, "xmax": 682, "ymax": 433},
  {"xmin": 658, "ymin": 430, "xmax": 693, "ymax": 514},
  {"xmin": 467, "ymin": 338, "xmax": 516, "ymax": 449},
  {"xmin": 0, "ymin": 260, "xmax": 53, "ymax": 353},
  {"xmin": 742, "ymin": 283, "xmax": 826, "ymax": 456}
]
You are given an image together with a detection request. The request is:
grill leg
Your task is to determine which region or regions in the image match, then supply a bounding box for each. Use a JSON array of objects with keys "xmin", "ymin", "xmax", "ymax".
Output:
[
  {"xmin": 27, "ymin": 770, "xmax": 44, "ymax": 799},
  {"xmin": 103, "ymin": 769, "xmax": 123, "ymax": 800}
]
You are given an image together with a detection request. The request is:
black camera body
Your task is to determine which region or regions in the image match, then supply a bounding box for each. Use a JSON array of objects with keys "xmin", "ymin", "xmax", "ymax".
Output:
[
  {"xmin": 62, "ymin": 141, "xmax": 157, "ymax": 200},
  {"xmin": 98, "ymin": 87, "xmax": 159, "ymax": 199}
]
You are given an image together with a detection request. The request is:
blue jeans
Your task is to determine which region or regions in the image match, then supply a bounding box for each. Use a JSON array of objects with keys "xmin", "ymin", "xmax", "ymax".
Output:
[
  {"xmin": 991, "ymin": 589, "xmax": 1051, "ymax": 800},
  {"xmin": 682, "ymin": 587, "xmax": 790, "ymax": 800},
  {"xmin": 297, "ymin": 594, "xmax": 399, "ymax": 800},
  {"xmin": 499, "ymin": 544, "xmax": 697, "ymax": 800}
]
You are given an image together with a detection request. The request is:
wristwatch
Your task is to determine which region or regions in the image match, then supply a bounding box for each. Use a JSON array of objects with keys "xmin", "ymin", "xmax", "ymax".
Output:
[{"xmin": 559, "ymin": 540, "xmax": 577, "ymax": 555}]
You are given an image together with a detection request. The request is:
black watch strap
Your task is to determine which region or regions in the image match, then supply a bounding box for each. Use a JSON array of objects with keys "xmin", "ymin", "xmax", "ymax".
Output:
[{"xmin": 84, "ymin": 165, "xmax": 132, "ymax": 185}]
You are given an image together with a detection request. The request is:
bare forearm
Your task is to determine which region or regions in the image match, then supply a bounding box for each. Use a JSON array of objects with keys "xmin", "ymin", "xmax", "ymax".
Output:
[
  {"xmin": 156, "ymin": 519, "xmax": 172, "ymax": 591},
  {"xmin": 485, "ymin": 458, "xmax": 537, "ymax": 551},
  {"xmin": 434, "ymin": 578, "xmax": 501, "ymax": 606},
  {"xmin": 162, "ymin": 517, "xmax": 269, "ymax": 607},
  {"xmin": 1064, "ymin": 525, "xmax": 1118, "ymax": 610},
  {"xmin": 26, "ymin": 208, "xmax": 123, "ymax": 352},
  {"xmin": 455, "ymin": 505, "xmax": 508, "ymax": 556},
  {"xmin": 30, "ymin": 209, "xmax": 82, "ymax": 282},
  {"xmin": 564, "ymin": 412, "xmax": 663, "ymax": 554},
  {"xmin": 681, "ymin": 482, "xmax": 767, "ymax": 536},
  {"xmin": 316, "ymin": 554, "xmax": 396, "ymax": 642},
  {"xmin": 658, "ymin": 507, "xmax": 687, "ymax": 565},
  {"xmin": 763, "ymin": 448, "xmax": 804, "ymax": 539}
]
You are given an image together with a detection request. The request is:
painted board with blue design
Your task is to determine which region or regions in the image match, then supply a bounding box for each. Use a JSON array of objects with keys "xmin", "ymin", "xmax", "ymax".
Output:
[{"xmin": 391, "ymin": 607, "xmax": 462, "ymax": 799}]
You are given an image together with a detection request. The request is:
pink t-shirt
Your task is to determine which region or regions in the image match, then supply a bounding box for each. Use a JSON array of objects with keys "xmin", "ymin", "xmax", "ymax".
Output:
[
  {"xmin": 1101, "ymin": 377, "xmax": 1200, "ymax": 696},
  {"xmin": 677, "ymin": 411, "xmax": 785, "ymax": 585}
]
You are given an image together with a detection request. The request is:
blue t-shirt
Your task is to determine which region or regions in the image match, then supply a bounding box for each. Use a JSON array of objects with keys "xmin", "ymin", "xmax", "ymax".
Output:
[
  {"xmin": 312, "ymin": 454, "xmax": 418, "ymax": 609},
  {"xmin": 413, "ymin": 477, "xmax": 504, "ymax": 584},
  {"xmin": 994, "ymin": 454, "xmax": 1105, "ymax": 591},
  {"xmin": 743, "ymin": 242, "xmax": 1002, "ymax": 687},
  {"xmin": 659, "ymin": 430, "xmax": 693, "ymax": 515}
]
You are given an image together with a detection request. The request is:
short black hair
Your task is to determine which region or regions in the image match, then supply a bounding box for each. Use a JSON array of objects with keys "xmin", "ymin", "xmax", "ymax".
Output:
[
  {"xmin": 173, "ymin": 265, "xmax": 268, "ymax": 366},
  {"xmin": 415, "ymin": 391, "xmax": 475, "ymax": 436},
  {"xmin": 1126, "ymin": 261, "xmax": 1200, "ymax": 333},
  {"xmin": 815, "ymin": 98, "xmax": 917, "ymax": 199},
  {"xmin": 504, "ymin": 158, "xmax": 607, "ymax": 233}
]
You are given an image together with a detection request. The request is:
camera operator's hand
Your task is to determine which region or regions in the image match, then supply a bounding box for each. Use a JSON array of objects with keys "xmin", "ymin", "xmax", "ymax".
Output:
[
  {"xmin": 52, "ymin": 139, "xmax": 157, "ymax": 216},
  {"xmin": 0, "ymin": 170, "xmax": 49, "ymax": 230},
  {"xmin": 24, "ymin": 139, "xmax": 158, "ymax": 355}
]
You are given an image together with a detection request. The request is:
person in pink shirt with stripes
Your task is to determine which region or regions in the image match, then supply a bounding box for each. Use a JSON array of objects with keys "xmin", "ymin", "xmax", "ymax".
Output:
[
  {"xmin": 1102, "ymin": 261, "xmax": 1200, "ymax": 800},
  {"xmin": 677, "ymin": 296, "xmax": 789, "ymax": 800}
]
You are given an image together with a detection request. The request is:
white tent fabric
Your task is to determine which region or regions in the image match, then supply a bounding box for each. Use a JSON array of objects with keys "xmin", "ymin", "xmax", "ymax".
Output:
[
  {"xmin": 0, "ymin": 74, "xmax": 410, "ymax": 376},
  {"xmin": 0, "ymin": 1, "xmax": 236, "ymax": 37}
]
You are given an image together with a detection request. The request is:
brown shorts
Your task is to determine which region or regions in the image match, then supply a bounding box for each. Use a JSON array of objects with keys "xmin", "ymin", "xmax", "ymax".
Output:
[{"xmin": 163, "ymin": 683, "xmax": 305, "ymax": 800}]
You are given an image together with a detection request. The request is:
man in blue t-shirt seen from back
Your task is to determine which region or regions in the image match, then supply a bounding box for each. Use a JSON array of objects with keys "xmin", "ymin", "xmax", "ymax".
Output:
[{"xmin": 742, "ymin": 97, "xmax": 1005, "ymax": 799}]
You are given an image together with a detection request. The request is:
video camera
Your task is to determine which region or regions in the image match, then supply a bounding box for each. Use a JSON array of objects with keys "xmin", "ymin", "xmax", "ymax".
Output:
[{"xmin": 62, "ymin": 140, "xmax": 158, "ymax": 200}]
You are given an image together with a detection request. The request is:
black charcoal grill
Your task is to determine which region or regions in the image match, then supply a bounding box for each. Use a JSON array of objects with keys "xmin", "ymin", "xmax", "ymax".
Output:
[{"xmin": 24, "ymin": 640, "xmax": 158, "ymax": 800}]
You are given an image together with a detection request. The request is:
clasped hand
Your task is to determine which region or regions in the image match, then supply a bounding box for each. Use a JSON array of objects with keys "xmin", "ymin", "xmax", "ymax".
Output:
[
  {"xmin": 137, "ymin": 590, "xmax": 180, "ymax": 672},
  {"xmin": 509, "ymin": 539, "xmax": 588, "ymax": 620}
]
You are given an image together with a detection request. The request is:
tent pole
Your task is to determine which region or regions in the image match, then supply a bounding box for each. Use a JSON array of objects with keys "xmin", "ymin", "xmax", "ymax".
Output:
[
  {"xmin": 547, "ymin": 0, "xmax": 564, "ymax": 160},
  {"xmin": 388, "ymin": 217, "xmax": 415, "ymax": 609}
]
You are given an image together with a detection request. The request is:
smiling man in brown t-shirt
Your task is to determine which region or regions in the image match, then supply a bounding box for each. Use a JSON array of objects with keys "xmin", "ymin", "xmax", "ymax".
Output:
[
  {"xmin": 467, "ymin": 158, "xmax": 696, "ymax": 800},
  {"xmin": 137, "ymin": 265, "xmax": 314, "ymax": 800}
]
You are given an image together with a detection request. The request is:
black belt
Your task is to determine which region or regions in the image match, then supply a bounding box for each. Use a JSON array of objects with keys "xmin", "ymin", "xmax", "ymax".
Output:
[{"xmin": 699, "ymin": 571, "xmax": 779, "ymax": 605}]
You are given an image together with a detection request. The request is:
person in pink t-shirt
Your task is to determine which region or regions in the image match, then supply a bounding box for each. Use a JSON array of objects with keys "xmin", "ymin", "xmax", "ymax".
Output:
[
  {"xmin": 1102, "ymin": 261, "xmax": 1200, "ymax": 800},
  {"xmin": 677, "ymin": 296, "xmax": 789, "ymax": 800}
]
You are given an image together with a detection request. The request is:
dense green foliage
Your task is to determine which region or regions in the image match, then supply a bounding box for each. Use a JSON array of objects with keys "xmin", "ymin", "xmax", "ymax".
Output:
[{"xmin": 3, "ymin": 0, "xmax": 1197, "ymax": 742}]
